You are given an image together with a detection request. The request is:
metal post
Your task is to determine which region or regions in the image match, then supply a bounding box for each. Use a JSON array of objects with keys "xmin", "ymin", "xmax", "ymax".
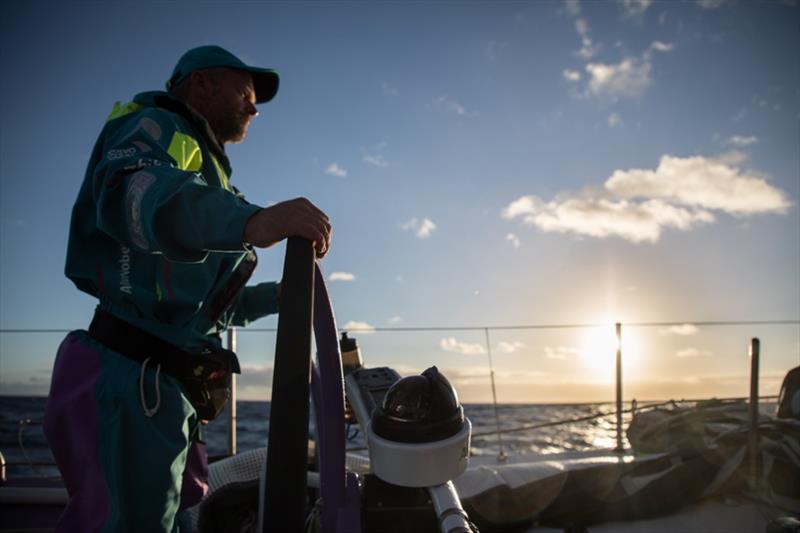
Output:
[
  {"xmin": 227, "ymin": 327, "xmax": 237, "ymax": 457},
  {"xmin": 614, "ymin": 322, "xmax": 624, "ymax": 453},
  {"xmin": 484, "ymin": 328, "xmax": 507, "ymax": 462},
  {"xmin": 748, "ymin": 337, "xmax": 760, "ymax": 491}
]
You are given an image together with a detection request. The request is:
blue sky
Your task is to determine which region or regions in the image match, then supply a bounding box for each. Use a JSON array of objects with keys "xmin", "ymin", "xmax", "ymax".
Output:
[{"xmin": 1, "ymin": 0, "xmax": 798, "ymax": 402}]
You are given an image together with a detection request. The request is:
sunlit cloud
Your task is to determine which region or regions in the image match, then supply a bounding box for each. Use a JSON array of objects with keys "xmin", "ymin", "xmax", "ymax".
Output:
[
  {"xmin": 388, "ymin": 316, "xmax": 403, "ymax": 324},
  {"xmin": 606, "ymin": 154, "xmax": 791, "ymax": 215},
  {"xmin": 574, "ymin": 18, "xmax": 598, "ymax": 59},
  {"xmin": 440, "ymin": 337, "xmax": 486, "ymax": 355},
  {"xmin": 659, "ymin": 323, "xmax": 699, "ymax": 336},
  {"xmin": 324, "ymin": 162, "xmax": 347, "ymax": 177},
  {"xmin": 586, "ymin": 57, "xmax": 652, "ymax": 99},
  {"xmin": 563, "ymin": 69, "xmax": 581, "ymax": 82},
  {"xmin": 496, "ymin": 341, "xmax": 524, "ymax": 354},
  {"xmin": 564, "ymin": 0, "xmax": 581, "ymax": 16},
  {"xmin": 329, "ymin": 272, "xmax": 355, "ymax": 282},
  {"xmin": 544, "ymin": 346, "xmax": 581, "ymax": 359},
  {"xmin": 583, "ymin": 41, "xmax": 672, "ymax": 100},
  {"xmin": 676, "ymin": 347, "xmax": 713, "ymax": 358},
  {"xmin": 505, "ymin": 233, "xmax": 521, "ymax": 248},
  {"xmin": 619, "ymin": 0, "xmax": 652, "ymax": 17},
  {"xmin": 503, "ymin": 194, "xmax": 713, "ymax": 243},
  {"xmin": 726, "ymin": 135, "xmax": 759, "ymax": 147},
  {"xmin": 608, "ymin": 112, "xmax": 623, "ymax": 128},
  {"xmin": 402, "ymin": 217, "xmax": 437, "ymax": 239},
  {"xmin": 363, "ymin": 154, "xmax": 389, "ymax": 167},
  {"xmin": 697, "ymin": 0, "xmax": 727, "ymax": 9},
  {"xmin": 435, "ymin": 95, "xmax": 478, "ymax": 117},
  {"xmin": 342, "ymin": 320, "xmax": 375, "ymax": 334}
]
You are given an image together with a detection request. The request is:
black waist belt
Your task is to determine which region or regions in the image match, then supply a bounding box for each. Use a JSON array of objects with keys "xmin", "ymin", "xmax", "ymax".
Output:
[{"xmin": 88, "ymin": 308, "xmax": 240, "ymax": 420}]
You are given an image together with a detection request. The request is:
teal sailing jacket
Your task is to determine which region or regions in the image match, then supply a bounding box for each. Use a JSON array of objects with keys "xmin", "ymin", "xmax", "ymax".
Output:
[{"xmin": 66, "ymin": 91, "xmax": 278, "ymax": 351}]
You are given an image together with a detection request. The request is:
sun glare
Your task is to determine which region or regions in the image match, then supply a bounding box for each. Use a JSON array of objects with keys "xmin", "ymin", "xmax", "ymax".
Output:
[{"xmin": 579, "ymin": 322, "xmax": 640, "ymax": 382}]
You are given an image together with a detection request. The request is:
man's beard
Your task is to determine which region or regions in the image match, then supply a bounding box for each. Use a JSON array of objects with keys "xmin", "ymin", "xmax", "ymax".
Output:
[{"xmin": 214, "ymin": 116, "xmax": 249, "ymax": 145}]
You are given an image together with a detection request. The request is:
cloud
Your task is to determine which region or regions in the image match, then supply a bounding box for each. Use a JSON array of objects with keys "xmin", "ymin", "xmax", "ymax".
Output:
[
  {"xmin": 586, "ymin": 57, "xmax": 652, "ymax": 99},
  {"xmin": 581, "ymin": 41, "xmax": 671, "ymax": 100},
  {"xmin": 402, "ymin": 217, "xmax": 437, "ymax": 239},
  {"xmin": 697, "ymin": 0, "xmax": 727, "ymax": 8},
  {"xmin": 435, "ymin": 95, "xmax": 478, "ymax": 117},
  {"xmin": 619, "ymin": 0, "xmax": 652, "ymax": 17},
  {"xmin": 564, "ymin": 0, "xmax": 581, "ymax": 16},
  {"xmin": 648, "ymin": 41, "xmax": 674, "ymax": 53},
  {"xmin": 388, "ymin": 316, "xmax": 403, "ymax": 324},
  {"xmin": 608, "ymin": 113, "xmax": 623, "ymax": 128},
  {"xmin": 342, "ymin": 320, "xmax": 375, "ymax": 334},
  {"xmin": 505, "ymin": 233, "xmax": 521, "ymax": 248},
  {"xmin": 329, "ymin": 272, "xmax": 355, "ymax": 282},
  {"xmin": 659, "ymin": 323, "xmax": 699, "ymax": 336},
  {"xmin": 726, "ymin": 135, "xmax": 759, "ymax": 147},
  {"xmin": 676, "ymin": 347, "xmax": 713, "ymax": 358},
  {"xmin": 563, "ymin": 69, "xmax": 581, "ymax": 82},
  {"xmin": 544, "ymin": 346, "xmax": 581, "ymax": 359},
  {"xmin": 324, "ymin": 163, "xmax": 347, "ymax": 177},
  {"xmin": 363, "ymin": 154, "xmax": 389, "ymax": 167},
  {"xmin": 497, "ymin": 341, "xmax": 524, "ymax": 354},
  {"xmin": 503, "ymin": 194, "xmax": 713, "ymax": 243},
  {"xmin": 440, "ymin": 337, "xmax": 486, "ymax": 355},
  {"xmin": 606, "ymin": 154, "xmax": 791, "ymax": 216},
  {"xmin": 574, "ymin": 18, "xmax": 598, "ymax": 59}
]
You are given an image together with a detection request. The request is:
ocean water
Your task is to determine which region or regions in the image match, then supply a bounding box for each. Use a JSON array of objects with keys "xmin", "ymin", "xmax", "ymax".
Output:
[{"xmin": 0, "ymin": 396, "xmax": 630, "ymax": 479}]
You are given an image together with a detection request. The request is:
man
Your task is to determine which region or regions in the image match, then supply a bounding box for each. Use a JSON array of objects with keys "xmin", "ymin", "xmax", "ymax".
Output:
[{"xmin": 43, "ymin": 45, "xmax": 331, "ymax": 532}]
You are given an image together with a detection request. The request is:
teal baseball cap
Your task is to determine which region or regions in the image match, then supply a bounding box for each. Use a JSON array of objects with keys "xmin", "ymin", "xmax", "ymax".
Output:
[{"xmin": 167, "ymin": 45, "xmax": 279, "ymax": 104}]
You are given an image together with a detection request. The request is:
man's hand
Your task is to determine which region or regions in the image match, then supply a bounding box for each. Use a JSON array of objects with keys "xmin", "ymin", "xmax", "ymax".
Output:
[{"xmin": 244, "ymin": 198, "xmax": 332, "ymax": 258}]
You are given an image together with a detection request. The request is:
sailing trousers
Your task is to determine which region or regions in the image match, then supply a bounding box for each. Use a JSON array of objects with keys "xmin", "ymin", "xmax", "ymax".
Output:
[{"xmin": 43, "ymin": 331, "xmax": 208, "ymax": 532}]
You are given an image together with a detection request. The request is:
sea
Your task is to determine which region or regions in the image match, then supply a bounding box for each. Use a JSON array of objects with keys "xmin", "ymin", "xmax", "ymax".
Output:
[{"xmin": 0, "ymin": 395, "xmax": 631, "ymax": 479}]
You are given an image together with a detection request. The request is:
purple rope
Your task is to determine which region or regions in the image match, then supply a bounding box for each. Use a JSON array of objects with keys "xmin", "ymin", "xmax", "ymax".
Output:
[{"xmin": 311, "ymin": 263, "xmax": 361, "ymax": 532}]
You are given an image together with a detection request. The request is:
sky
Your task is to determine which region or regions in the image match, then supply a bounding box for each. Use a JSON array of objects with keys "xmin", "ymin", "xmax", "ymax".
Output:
[{"xmin": 1, "ymin": 0, "xmax": 798, "ymax": 403}]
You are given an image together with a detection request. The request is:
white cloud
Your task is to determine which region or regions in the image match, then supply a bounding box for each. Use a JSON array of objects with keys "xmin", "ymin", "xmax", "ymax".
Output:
[
  {"xmin": 648, "ymin": 40, "xmax": 674, "ymax": 53},
  {"xmin": 544, "ymin": 346, "xmax": 581, "ymax": 359},
  {"xmin": 342, "ymin": 320, "xmax": 375, "ymax": 334},
  {"xmin": 619, "ymin": 0, "xmax": 652, "ymax": 17},
  {"xmin": 324, "ymin": 162, "xmax": 347, "ymax": 177},
  {"xmin": 608, "ymin": 112, "xmax": 623, "ymax": 128},
  {"xmin": 363, "ymin": 154, "xmax": 389, "ymax": 167},
  {"xmin": 606, "ymin": 154, "xmax": 791, "ymax": 216},
  {"xmin": 505, "ymin": 233, "xmax": 521, "ymax": 248},
  {"xmin": 440, "ymin": 337, "xmax": 486, "ymax": 355},
  {"xmin": 564, "ymin": 0, "xmax": 581, "ymax": 16},
  {"xmin": 726, "ymin": 135, "xmax": 759, "ymax": 147},
  {"xmin": 497, "ymin": 341, "xmax": 524, "ymax": 354},
  {"xmin": 676, "ymin": 347, "xmax": 713, "ymax": 358},
  {"xmin": 574, "ymin": 18, "xmax": 598, "ymax": 59},
  {"xmin": 586, "ymin": 57, "xmax": 652, "ymax": 99},
  {"xmin": 435, "ymin": 95, "xmax": 477, "ymax": 117},
  {"xmin": 659, "ymin": 324, "xmax": 699, "ymax": 336},
  {"xmin": 697, "ymin": 0, "xmax": 727, "ymax": 9},
  {"xmin": 329, "ymin": 272, "xmax": 355, "ymax": 282},
  {"xmin": 563, "ymin": 69, "xmax": 582, "ymax": 82},
  {"xmin": 502, "ymin": 194, "xmax": 713, "ymax": 243},
  {"xmin": 504, "ymin": 152, "xmax": 791, "ymax": 243},
  {"xmin": 388, "ymin": 316, "xmax": 403, "ymax": 324},
  {"xmin": 402, "ymin": 217, "xmax": 437, "ymax": 239}
]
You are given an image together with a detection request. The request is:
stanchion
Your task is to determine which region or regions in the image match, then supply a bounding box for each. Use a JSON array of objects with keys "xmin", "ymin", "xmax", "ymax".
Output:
[
  {"xmin": 614, "ymin": 322, "xmax": 624, "ymax": 453},
  {"xmin": 748, "ymin": 337, "xmax": 760, "ymax": 491},
  {"xmin": 227, "ymin": 327, "xmax": 237, "ymax": 457}
]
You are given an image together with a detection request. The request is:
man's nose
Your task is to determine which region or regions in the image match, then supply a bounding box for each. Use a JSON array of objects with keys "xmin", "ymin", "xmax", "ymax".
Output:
[{"xmin": 246, "ymin": 101, "xmax": 258, "ymax": 117}]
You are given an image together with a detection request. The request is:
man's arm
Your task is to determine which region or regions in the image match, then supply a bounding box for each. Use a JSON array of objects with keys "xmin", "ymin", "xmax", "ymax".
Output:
[{"xmin": 229, "ymin": 282, "xmax": 280, "ymax": 327}]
